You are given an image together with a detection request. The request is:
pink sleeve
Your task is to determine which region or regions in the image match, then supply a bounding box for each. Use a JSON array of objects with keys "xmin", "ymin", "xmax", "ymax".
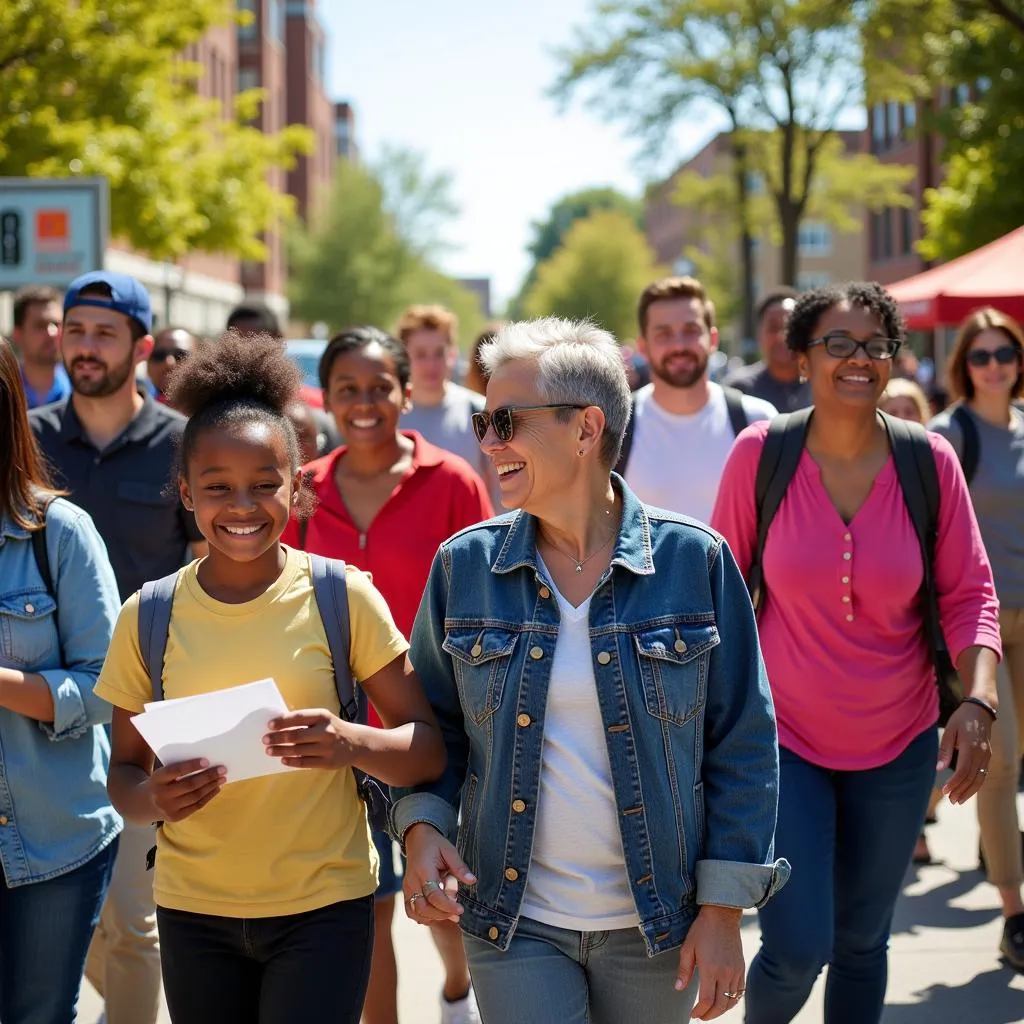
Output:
[
  {"xmin": 929, "ymin": 433, "xmax": 1002, "ymax": 662},
  {"xmin": 709, "ymin": 422, "xmax": 769, "ymax": 579}
]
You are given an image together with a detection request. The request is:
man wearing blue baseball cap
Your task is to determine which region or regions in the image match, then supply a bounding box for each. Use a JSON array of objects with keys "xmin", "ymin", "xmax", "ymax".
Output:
[{"xmin": 30, "ymin": 270, "xmax": 206, "ymax": 1024}]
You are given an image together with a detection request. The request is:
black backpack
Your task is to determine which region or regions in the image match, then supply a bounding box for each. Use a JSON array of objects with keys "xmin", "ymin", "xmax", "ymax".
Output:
[
  {"xmin": 949, "ymin": 405, "xmax": 980, "ymax": 486},
  {"xmin": 616, "ymin": 386, "xmax": 749, "ymax": 477},
  {"xmin": 747, "ymin": 408, "xmax": 961, "ymax": 725}
]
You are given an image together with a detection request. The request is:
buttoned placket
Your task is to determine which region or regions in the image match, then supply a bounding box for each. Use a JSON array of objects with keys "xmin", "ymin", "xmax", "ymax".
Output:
[{"xmin": 841, "ymin": 529, "xmax": 855, "ymax": 623}]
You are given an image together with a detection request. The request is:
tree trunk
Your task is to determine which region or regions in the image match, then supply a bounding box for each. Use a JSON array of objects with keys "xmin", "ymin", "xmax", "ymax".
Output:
[
  {"xmin": 731, "ymin": 137, "xmax": 756, "ymax": 341},
  {"xmin": 779, "ymin": 199, "xmax": 800, "ymax": 287}
]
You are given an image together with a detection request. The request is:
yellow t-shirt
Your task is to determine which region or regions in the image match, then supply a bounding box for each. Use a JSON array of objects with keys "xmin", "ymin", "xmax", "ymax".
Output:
[{"xmin": 95, "ymin": 547, "xmax": 409, "ymax": 918}]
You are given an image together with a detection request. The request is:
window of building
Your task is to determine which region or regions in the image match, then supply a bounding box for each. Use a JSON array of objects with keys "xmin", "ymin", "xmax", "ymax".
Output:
[
  {"xmin": 797, "ymin": 271, "xmax": 831, "ymax": 291},
  {"xmin": 887, "ymin": 101, "xmax": 900, "ymax": 142},
  {"xmin": 745, "ymin": 171, "xmax": 766, "ymax": 194},
  {"xmin": 269, "ymin": 0, "xmax": 285, "ymax": 43},
  {"xmin": 952, "ymin": 83, "xmax": 971, "ymax": 107},
  {"xmin": 238, "ymin": 67, "xmax": 261, "ymax": 93},
  {"xmin": 881, "ymin": 208, "xmax": 893, "ymax": 260},
  {"xmin": 900, "ymin": 206, "xmax": 914, "ymax": 255},
  {"xmin": 871, "ymin": 102, "xmax": 887, "ymax": 153},
  {"xmin": 798, "ymin": 222, "xmax": 832, "ymax": 257},
  {"xmin": 238, "ymin": 0, "xmax": 258, "ymax": 40},
  {"xmin": 903, "ymin": 102, "xmax": 917, "ymax": 131}
]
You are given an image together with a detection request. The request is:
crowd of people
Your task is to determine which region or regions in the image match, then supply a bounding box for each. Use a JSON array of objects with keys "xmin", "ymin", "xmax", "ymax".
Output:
[{"xmin": 0, "ymin": 265, "xmax": 1020, "ymax": 1024}]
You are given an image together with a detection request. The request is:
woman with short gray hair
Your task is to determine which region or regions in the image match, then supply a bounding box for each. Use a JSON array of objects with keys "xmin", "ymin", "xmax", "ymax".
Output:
[{"xmin": 391, "ymin": 318, "xmax": 788, "ymax": 1023}]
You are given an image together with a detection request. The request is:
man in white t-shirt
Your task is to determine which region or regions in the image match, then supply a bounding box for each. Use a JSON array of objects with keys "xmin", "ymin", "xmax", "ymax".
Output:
[{"xmin": 618, "ymin": 276, "xmax": 777, "ymax": 523}]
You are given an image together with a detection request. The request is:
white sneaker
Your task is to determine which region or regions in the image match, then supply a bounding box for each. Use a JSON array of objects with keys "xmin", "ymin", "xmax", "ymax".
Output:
[{"xmin": 440, "ymin": 985, "xmax": 481, "ymax": 1024}]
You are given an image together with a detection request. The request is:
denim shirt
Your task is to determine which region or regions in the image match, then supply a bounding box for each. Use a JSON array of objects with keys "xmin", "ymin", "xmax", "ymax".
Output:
[
  {"xmin": 392, "ymin": 476, "xmax": 790, "ymax": 955},
  {"xmin": 0, "ymin": 498, "xmax": 123, "ymax": 886}
]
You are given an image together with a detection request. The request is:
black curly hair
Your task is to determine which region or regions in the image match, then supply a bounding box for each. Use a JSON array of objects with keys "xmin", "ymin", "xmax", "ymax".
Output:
[
  {"xmin": 785, "ymin": 282, "xmax": 906, "ymax": 353},
  {"xmin": 168, "ymin": 330, "xmax": 304, "ymax": 478}
]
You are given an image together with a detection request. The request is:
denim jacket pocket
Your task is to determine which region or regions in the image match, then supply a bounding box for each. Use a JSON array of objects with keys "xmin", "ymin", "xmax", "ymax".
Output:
[
  {"xmin": 0, "ymin": 590, "xmax": 58, "ymax": 668},
  {"xmin": 443, "ymin": 627, "xmax": 518, "ymax": 725},
  {"xmin": 634, "ymin": 622, "xmax": 719, "ymax": 725}
]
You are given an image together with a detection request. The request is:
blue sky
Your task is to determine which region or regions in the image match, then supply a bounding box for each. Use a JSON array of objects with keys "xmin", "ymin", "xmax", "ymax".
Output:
[{"xmin": 322, "ymin": 0, "xmax": 730, "ymax": 308}]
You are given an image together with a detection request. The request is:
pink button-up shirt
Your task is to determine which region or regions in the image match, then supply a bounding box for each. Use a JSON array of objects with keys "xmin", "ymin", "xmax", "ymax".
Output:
[{"xmin": 711, "ymin": 421, "xmax": 1001, "ymax": 770}]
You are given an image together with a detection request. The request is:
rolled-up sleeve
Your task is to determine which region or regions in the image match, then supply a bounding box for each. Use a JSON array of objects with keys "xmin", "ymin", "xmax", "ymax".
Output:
[
  {"xmin": 37, "ymin": 507, "xmax": 120, "ymax": 741},
  {"xmin": 389, "ymin": 545, "xmax": 468, "ymax": 845},
  {"xmin": 696, "ymin": 535, "xmax": 790, "ymax": 908}
]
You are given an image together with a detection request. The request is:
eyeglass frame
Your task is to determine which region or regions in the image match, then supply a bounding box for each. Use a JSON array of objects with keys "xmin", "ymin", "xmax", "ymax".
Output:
[
  {"xmin": 806, "ymin": 332, "xmax": 902, "ymax": 361},
  {"xmin": 471, "ymin": 403, "xmax": 588, "ymax": 443}
]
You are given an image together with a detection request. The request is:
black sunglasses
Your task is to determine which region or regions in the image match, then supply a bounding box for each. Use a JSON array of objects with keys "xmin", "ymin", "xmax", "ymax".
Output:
[
  {"xmin": 471, "ymin": 404, "xmax": 587, "ymax": 443},
  {"xmin": 149, "ymin": 348, "xmax": 191, "ymax": 363},
  {"xmin": 808, "ymin": 333, "xmax": 901, "ymax": 361},
  {"xmin": 966, "ymin": 345, "xmax": 1020, "ymax": 368}
]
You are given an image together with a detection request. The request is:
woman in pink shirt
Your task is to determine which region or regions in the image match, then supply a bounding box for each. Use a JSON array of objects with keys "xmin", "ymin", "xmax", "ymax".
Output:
[{"xmin": 711, "ymin": 282, "xmax": 1001, "ymax": 1024}]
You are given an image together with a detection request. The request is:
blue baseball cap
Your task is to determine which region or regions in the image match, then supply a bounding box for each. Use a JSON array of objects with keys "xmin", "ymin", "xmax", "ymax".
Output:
[{"xmin": 63, "ymin": 271, "xmax": 153, "ymax": 334}]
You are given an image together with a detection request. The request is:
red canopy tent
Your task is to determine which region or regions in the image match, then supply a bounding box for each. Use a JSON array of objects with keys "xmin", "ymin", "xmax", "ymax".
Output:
[{"xmin": 887, "ymin": 225, "xmax": 1024, "ymax": 330}]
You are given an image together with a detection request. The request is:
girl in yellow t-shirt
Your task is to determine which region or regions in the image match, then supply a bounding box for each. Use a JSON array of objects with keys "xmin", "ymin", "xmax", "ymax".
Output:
[{"xmin": 97, "ymin": 333, "xmax": 447, "ymax": 1024}]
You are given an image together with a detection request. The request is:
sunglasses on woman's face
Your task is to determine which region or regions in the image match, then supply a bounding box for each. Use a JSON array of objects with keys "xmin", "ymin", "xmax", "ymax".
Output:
[
  {"xmin": 149, "ymin": 348, "xmax": 191, "ymax": 363},
  {"xmin": 807, "ymin": 332, "xmax": 901, "ymax": 361},
  {"xmin": 966, "ymin": 346, "xmax": 1020, "ymax": 369},
  {"xmin": 471, "ymin": 404, "xmax": 587, "ymax": 443}
]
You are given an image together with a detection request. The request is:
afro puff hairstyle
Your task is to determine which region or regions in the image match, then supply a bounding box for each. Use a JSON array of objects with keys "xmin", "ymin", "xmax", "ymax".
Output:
[
  {"xmin": 785, "ymin": 281, "xmax": 906, "ymax": 354},
  {"xmin": 168, "ymin": 330, "xmax": 304, "ymax": 479}
]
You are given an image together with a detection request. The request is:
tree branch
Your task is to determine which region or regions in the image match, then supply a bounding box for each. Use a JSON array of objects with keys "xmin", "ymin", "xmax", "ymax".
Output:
[
  {"xmin": 0, "ymin": 43, "xmax": 50, "ymax": 76},
  {"xmin": 985, "ymin": 0, "xmax": 1024, "ymax": 36}
]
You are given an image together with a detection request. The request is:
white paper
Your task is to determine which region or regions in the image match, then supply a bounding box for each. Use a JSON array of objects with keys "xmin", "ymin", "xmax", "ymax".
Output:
[{"xmin": 132, "ymin": 678, "xmax": 296, "ymax": 784}]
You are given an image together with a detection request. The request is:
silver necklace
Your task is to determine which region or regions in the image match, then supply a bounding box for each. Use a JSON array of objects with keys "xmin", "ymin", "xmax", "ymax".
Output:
[{"xmin": 540, "ymin": 510, "xmax": 617, "ymax": 573}]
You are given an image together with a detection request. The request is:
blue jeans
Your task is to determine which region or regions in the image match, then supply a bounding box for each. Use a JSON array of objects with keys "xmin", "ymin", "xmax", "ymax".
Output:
[
  {"xmin": 464, "ymin": 916, "xmax": 698, "ymax": 1024},
  {"xmin": 746, "ymin": 728, "xmax": 937, "ymax": 1024},
  {"xmin": 0, "ymin": 838, "xmax": 119, "ymax": 1024},
  {"xmin": 157, "ymin": 896, "xmax": 374, "ymax": 1024}
]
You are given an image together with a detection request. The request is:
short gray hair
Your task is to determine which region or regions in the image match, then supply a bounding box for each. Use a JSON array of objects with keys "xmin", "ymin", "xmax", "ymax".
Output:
[{"xmin": 479, "ymin": 318, "xmax": 632, "ymax": 467}]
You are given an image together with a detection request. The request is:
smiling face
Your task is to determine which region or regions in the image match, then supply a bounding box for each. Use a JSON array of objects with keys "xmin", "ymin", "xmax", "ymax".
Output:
[
  {"xmin": 404, "ymin": 328, "xmax": 456, "ymax": 400},
  {"xmin": 325, "ymin": 341, "xmax": 410, "ymax": 449},
  {"xmin": 180, "ymin": 420, "xmax": 299, "ymax": 562},
  {"xmin": 480, "ymin": 359, "xmax": 592, "ymax": 514},
  {"xmin": 638, "ymin": 297, "xmax": 718, "ymax": 389},
  {"xmin": 965, "ymin": 327, "xmax": 1023, "ymax": 402},
  {"xmin": 797, "ymin": 300, "xmax": 894, "ymax": 411},
  {"xmin": 62, "ymin": 305, "xmax": 149, "ymax": 398}
]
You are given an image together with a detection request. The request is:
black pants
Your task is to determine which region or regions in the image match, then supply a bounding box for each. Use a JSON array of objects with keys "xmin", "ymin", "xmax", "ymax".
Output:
[{"xmin": 157, "ymin": 896, "xmax": 374, "ymax": 1024}]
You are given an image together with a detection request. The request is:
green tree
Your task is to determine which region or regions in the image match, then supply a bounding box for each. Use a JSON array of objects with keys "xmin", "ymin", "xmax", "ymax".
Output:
[
  {"xmin": 522, "ymin": 210, "xmax": 666, "ymax": 339},
  {"xmin": 289, "ymin": 160, "xmax": 484, "ymax": 341},
  {"xmin": 552, "ymin": 0, "xmax": 912, "ymax": 331},
  {"xmin": 0, "ymin": 0, "xmax": 311, "ymax": 261},
  {"xmin": 509, "ymin": 187, "xmax": 642, "ymax": 318}
]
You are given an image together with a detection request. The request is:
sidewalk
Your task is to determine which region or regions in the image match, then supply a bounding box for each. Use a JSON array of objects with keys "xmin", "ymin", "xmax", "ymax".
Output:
[{"xmin": 78, "ymin": 794, "xmax": 1024, "ymax": 1023}]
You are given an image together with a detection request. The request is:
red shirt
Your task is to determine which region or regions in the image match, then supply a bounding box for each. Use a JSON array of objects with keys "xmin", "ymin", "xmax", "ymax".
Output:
[{"xmin": 283, "ymin": 430, "xmax": 494, "ymax": 640}]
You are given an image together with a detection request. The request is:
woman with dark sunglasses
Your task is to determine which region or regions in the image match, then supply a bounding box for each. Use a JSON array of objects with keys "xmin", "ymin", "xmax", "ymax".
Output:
[
  {"xmin": 711, "ymin": 282, "xmax": 1002, "ymax": 1023},
  {"xmin": 930, "ymin": 307, "xmax": 1024, "ymax": 970},
  {"xmin": 392, "ymin": 317, "xmax": 788, "ymax": 1024}
]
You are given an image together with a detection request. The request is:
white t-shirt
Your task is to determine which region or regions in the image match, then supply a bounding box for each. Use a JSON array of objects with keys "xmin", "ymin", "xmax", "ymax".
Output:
[
  {"xmin": 624, "ymin": 381, "xmax": 777, "ymax": 523},
  {"xmin": 520, "ymin": 562, "xmax": 639, "ymax": 931}
]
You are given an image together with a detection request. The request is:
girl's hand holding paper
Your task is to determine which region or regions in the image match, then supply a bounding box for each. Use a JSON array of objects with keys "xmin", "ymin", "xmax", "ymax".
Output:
[{"xmin": 263, "ymin": 710, "xmax": 356, "ymax": 769}]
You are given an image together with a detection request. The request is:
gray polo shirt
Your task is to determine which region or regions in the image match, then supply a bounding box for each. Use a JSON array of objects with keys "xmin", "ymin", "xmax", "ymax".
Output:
[
  {"xmin": 724, "ymin": 360, "xmax": 811, "ymax": 413},
  {"xmin": 31, "ymin": 393, "xmax": 203, "ymax": 601},
  {"xmin": 929, "ymin": 404, "xmax": 1024, "ymax": 609}
]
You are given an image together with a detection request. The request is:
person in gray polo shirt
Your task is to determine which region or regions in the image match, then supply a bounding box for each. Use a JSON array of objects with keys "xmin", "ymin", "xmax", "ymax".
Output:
[{"xmin": 30, "ymin": 270, "xmax": 205, "ymax": 1024}]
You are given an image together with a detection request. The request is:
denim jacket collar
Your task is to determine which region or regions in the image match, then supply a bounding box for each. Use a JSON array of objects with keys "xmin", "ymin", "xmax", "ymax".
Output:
[
  {"xmin": 490, "ymin": 473, "xmax": 655, "ymax": 578},
  {"xmin": 0, "ymin": 508, "xmax": 33, "ymax": 544}
]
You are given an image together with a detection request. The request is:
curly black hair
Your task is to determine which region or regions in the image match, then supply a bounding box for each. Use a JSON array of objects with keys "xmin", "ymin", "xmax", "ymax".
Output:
[
  {"xmin": 786, "ymin": 281, "xmax": 906, "ymax": 353},
  {"xmin": 168, "ymin": 330, "xmax": 304, "ymax": 478}
]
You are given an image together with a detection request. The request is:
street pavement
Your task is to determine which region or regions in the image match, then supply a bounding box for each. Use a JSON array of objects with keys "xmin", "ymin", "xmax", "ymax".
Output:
[{"xmin": 79, "ymin": 793, "xmax": 1024, "ymax": 1023}]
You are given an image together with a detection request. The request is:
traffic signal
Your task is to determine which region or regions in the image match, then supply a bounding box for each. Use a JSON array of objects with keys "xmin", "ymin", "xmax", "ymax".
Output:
[{"xmin": 0, "ymin": 210, "xmax": 22, "ymax": 267}]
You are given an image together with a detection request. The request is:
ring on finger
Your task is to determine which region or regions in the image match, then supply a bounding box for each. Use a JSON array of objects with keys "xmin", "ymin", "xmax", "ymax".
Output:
[
  {"xmin": 406, "ymin": 893, "xmax": 423, "ymax": 909},
  {"xmin": 723, "ymin": 991, "xmax": 745, "ymax": 999},
  {"xmin": 422, "ymin": 879, "xmax": 443, "ymax": 896}
]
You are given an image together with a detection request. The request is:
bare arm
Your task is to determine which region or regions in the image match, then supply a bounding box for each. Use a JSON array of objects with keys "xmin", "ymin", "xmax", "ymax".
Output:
[{"xmin": 0, "ymin": 667, "xmax": 55, "ymax": 722}]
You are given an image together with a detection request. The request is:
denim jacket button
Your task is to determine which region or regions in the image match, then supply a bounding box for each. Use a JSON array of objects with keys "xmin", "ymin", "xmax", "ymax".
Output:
[
  {"xmin": 539, "ymin": 586, "xmax": 551, "ymax": 599},
  {"xmin": 512, "ymin": 799, "xmax": 526, "ymax": 813},
  {"xmin": 504, "ymin": 867, "xmax": 519, "ymax": 881},
  {"xmin": 673, "ymin": 640, "xmax": 687, "ymax": 654},
  {"xmin": 471, "ymin": 643, "xmax": 483, "ymax": 658},
  {"xmin": 24, "ymin": 603, "xmax": 34, "ymax": 614},
  {"xmin": 488, "ymin": 926, "xmax": 499, "ymax": 940},
  {"xmin": 597, "ymin": 651, "xmax": 612, "ymax": 665},
  {"xmin": 517, "ymin": 714, "xmax": 532, "ymax": 728},
  {"xmin": 0, "ymin": 816, "xmax": 8, "ymax": 825},
  {"xmin": 530, "ymin": 646, "xmax": 544, "ymax": 660}
]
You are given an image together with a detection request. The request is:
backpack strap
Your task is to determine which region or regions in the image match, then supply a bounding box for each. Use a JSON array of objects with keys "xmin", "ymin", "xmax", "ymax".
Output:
[
  {"xmin": 614, "ymin": 393, "xmax": 639, "ymax": 478},
  {"xmin": 950, "ymin": 404, "xmax": 980, "ymax": 487},
  {"xmin": 137, "ymin": 572, "xmax": 181, "ymax": 703},
  {"xmin": 31, "ymin": 518, "xmax": 56, "ymax": 601},
  {"xmin": 723, "ymin": 386, "xmax": 750, "ymax": 438},
  {"xmin": 307, "ymin": 553, "xmax": 361, "ymax": 723},
  {"xmin": 748, "ymin": 408, "xmax": 813, "ymax": 613}
]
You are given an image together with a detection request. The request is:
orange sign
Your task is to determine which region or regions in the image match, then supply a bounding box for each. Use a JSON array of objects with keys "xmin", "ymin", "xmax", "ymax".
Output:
[{"xmin": 35, "ymin": 209, "xmax": 70, "ymax": 251}]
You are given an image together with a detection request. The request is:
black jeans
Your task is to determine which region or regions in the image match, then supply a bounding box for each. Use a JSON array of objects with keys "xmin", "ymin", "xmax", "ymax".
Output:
[{"xmin": 157, "ymin": 896, "xmax": 374, "ymax": 1024}]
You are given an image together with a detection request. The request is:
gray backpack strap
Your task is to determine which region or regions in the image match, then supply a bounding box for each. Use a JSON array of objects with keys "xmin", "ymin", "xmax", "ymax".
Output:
[
  {"xmin": 950, "ymin": 404, "xmax": 980, "ymax": 487},
  {"xmin": 137, "ymin": 572, "xmax": 180, "ymax": 702},
  {"xmin": 722, "ymin": 385, "xmax": 750, "ymax": 438},
  {"xmin": 308, "ymin": 553, "xmax": 361, "ymax": 723}
]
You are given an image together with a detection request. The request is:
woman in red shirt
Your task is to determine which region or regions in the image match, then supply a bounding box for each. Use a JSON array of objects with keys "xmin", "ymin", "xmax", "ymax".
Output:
[
  {"xmin": 283, "ymin": 326, "xmax": 492, "ymax": 1024},
  {"xmin": 711, "ymin": 282, "xmax": 1001, "ymax": 1024}
]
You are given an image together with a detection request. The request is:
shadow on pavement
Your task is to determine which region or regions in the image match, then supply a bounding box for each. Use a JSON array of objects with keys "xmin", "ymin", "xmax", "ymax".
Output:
[
  {"xmin": 890, "ymin": 866, "xmax": 1001, "ymax": 938},
  {"xmin": 881, "ymin": 966, "xmax": 1024, "ymax": 1024}
]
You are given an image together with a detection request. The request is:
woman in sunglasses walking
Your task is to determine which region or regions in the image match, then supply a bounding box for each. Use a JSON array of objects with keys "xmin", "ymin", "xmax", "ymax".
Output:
[
  {"xmin": 930, "ymin": 307, "xmax": 1024, "ymax": 971},
  {"xmin": 711, "ymin": 282, "xmax": 1002, "ymax": 1023},
  {"xmin": 392, "ymin": 317, "xmax": 789, "ymax": 1023}
]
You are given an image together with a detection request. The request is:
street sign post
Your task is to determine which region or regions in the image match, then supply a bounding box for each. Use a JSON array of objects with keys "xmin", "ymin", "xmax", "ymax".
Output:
[{"xmin": 0, "ymin": 177, "xmax": 108, "ymax": 289}]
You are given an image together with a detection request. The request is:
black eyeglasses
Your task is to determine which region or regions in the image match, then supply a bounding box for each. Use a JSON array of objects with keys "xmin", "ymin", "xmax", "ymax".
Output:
[
  {"xmin": 966, "ymin": 345, "xmax": 1020, "ymax": 368},
  {"xmin": 471, "ymin": 404, "xmax": 587, "ymax": 443},
  {"xmin": 807, "ymin": 333, "xmax": 901, "ymax": 361},
  {"xmin": 149, "ymin": 349, "xmax": 191, "ymax": 363}
]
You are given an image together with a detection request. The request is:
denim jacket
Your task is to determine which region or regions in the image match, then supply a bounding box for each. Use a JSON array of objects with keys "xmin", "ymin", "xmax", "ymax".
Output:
[
  {"xmin": 392, "ymin": 476, "xmax": 789, "ymax": 955},
  {"xmin": 0, "ymin": 498, "xmax": 122, "ymax": 886}
]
